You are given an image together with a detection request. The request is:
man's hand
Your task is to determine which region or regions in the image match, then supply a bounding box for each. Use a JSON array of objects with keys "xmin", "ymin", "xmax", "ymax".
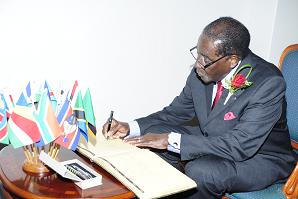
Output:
[
  {"xmin": 102, "ymin": 119, "xmax": 130, "ymax": 139},
  {"xmin": 124, "ymin": 133, "xmax": 169, "ymax": 149}
]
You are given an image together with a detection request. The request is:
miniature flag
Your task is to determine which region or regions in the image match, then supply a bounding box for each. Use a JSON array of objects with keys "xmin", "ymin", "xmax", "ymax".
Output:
[
  {"xmin": 56, "ymin": 89, "xmax": 67, "ymax": 115},
  {"xmin": 54, "ymin": 114, "xmax": 80, "ymax": 151},
  {"xmin": 0, "ymin": 92, "xmax": 14, "ymax": 119},
  {"xmin": 34, "ymin": 90, "xmax": 62, "ymax": 147},
  {"xmin": 8, "ymin": 105, "xmax": 40, "ymax": 148},
  {"xmin": 56, "ymin": 95, "xmax": 72, "ymax": 130},
  {"xmin": 16, "ymin": 81, "xmax": 32, "ymax": 106},
  {"xmin": 69, "ymin": 80, "xmax": 79, "ymax": 103},
  {"xmin": 0, "ymin": 95, "xmax": 9, "ymax": 144},
  {"xmin": 73, "ymin": 90, "xmax": 88, "ymax": 141},
  {"xmin": 44, "ymin": 80, "xmax": 57, "ymax": 111},
  {"xmin": 9, "ymin": 94, "xmax": 14, "ymax": 107},
  {"xmin": 83, "ymin": 88, "xmax": 97, "ymax": 138}
]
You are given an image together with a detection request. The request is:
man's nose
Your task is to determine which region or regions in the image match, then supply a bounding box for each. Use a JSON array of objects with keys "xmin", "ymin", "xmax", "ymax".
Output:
[{"xmin": 195, "ymin": 61, "xmax": 204, "ymax": 70}]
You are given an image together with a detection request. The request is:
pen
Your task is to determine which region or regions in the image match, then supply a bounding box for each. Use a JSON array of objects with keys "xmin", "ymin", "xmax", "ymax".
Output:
[
  {"xmin": 65, "ymin": 165, "xmax": 87, "ymax": 180},
  {"xmin": 107, "ymin": 110, "xmax": 114, "ymax": 132}
]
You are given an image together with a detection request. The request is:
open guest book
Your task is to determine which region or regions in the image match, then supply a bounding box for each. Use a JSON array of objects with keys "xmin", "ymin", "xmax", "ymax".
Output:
[{"xmin": 77, "ymin": 138, "xmax": 197, "ymax": 199}]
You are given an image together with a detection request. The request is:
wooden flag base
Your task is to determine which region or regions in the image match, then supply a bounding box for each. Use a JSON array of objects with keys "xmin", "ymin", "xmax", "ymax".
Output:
[
  {"xmin": 22, "ymin": 144, "xmax": 61, "ymax": 176},
  {"xmin": 22, "ymin": 159, "xmax": 52, "ymax": 177}
]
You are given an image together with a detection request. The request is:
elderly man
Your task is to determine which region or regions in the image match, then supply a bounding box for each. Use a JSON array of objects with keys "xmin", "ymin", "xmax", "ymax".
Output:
[{"xmin": 103, "ymin": 17, "xmax": 295, "ymax": 198}]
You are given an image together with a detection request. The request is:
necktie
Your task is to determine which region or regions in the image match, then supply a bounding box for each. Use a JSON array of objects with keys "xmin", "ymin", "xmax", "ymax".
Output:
[{"xmin": 211, "ymin": 81, "xmax": 224, "ymax": 109}]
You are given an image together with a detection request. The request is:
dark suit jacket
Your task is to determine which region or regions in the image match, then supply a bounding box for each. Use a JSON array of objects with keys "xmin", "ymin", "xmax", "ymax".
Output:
[{"xmin": 136, "ymin": 51, "xmax": 295, "ymax": 170}]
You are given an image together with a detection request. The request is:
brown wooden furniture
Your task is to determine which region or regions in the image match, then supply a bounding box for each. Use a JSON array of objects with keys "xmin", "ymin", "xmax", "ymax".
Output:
[{"xmin": 0, "ymin": 145, "xmax": 135, "ymax": 199}]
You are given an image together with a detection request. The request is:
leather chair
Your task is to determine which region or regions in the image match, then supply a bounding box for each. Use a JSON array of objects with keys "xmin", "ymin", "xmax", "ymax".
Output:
[{"xmin": 224, "ymin": 44, "xmax": 298, "ymax": 199}]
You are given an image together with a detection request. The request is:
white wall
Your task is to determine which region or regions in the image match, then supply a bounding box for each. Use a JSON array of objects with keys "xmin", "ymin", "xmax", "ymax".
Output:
[
  {"xmin": 0, "ymin": 0, "xmax": 283, "ymax": 127},
  {"xmin": 269, "ymin": 0, "xmax": 298, "ymax": 66}
]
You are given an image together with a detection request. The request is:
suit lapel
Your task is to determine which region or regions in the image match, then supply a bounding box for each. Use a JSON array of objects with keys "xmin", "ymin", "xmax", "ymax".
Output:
[
  {"xmin": 207, "ymin": 88, "xmax": 245, "ymax": 122},
  {"xmin": 207, "ymin": 88, "xmax": 228, "ymax": 121},
  {"xmin": 205, "ymin": 83, "xmax": 214, "ymax": 116},
  {"xmin": 204, "ymin": 51, "xmax": 256, "ymax": 125}
]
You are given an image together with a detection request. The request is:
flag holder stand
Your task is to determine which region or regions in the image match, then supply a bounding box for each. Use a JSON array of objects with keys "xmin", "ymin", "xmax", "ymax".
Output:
[
  {"xmin": 22, "ymin": 159, "xmax": 51, "ymax": 176},
  {"xmin": 21, "ymin": 143, "xmax": 60, "ymax": 176}
]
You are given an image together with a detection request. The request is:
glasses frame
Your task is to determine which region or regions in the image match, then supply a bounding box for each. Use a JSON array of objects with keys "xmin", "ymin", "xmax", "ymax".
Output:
[{"xmin": 190, "ymin": 46, "xmax": 229, "ymax": 69}]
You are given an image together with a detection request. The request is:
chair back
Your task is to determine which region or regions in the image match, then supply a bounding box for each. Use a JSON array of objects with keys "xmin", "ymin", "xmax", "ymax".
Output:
[{"xmin": 278, "ymin": 44, "xmax": 298, "ymax": 150}]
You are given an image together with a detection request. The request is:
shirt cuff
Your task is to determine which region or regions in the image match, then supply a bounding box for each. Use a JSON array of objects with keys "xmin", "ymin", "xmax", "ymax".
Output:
[
  {"xmin": 127, "ymin": 120, "xmax": 141, "ymax": 138},
  {"xmin": 167, "ymin": 132, "xmax": 181, "ymax": 154}
]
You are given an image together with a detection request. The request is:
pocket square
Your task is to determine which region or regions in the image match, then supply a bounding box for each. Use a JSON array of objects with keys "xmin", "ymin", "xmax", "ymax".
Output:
[{"xmin": 224, "ymin": 112, "xmax": 236, "ymax": 120}]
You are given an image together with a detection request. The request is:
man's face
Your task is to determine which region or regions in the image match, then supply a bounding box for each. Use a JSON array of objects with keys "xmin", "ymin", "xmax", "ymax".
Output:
[{"xmin": 194, "ymin": 35, "xmax": 233, "ymax": 83}]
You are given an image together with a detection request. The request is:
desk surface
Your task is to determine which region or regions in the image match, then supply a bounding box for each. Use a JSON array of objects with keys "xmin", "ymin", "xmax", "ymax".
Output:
[{"xmin": 0, "ymin": 145, "xmax": 134, "ymax": 199}]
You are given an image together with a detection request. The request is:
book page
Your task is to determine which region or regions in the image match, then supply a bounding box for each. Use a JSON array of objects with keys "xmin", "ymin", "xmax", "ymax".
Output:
[
  {"xmin": 77, "ymin": 138, "xmax": 197, "ymax": 199},
  {"xmin": 79, "ymin": 138, "xmax": 137, "ymax": 157}
]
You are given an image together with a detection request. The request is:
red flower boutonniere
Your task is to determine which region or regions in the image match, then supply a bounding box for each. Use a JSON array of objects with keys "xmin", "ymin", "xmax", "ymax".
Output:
[
  {"xmin": 226, "ymin": 64, "xmax": 253, "ymax": 94},
  {"xmin": 224, "ymin": 64, "xmax": 253, "ymax": 104}
]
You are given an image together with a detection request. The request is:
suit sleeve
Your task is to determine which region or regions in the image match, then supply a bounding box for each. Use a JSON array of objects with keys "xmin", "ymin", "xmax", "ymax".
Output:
[
  {"xmin": 180, "ymin": 76, "xmax": 286, "ymax": 162},
  {"xmin": 136, "ymin": 71, "xmax": 196, "ymax": 134}
]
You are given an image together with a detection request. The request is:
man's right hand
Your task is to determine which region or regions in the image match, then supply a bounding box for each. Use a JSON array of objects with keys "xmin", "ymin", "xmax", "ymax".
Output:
[{"xmin": 102, "ymin": 119, "xmax": 130, "ymax": 139}]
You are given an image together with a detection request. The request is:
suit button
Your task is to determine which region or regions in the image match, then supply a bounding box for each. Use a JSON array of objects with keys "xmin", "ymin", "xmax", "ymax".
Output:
[{"xmin": 203, "ymin": 132, "xmax": 208, "ymax": 137}]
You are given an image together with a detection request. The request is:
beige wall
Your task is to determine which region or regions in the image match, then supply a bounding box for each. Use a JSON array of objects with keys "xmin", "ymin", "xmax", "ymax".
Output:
[
  {"xmin": 269, "ymin": 0, "xmax": 298, "ymax": 65},
  {"xmin": 0, "ymin": 0, "xmax": 294, "ymax": 126}
]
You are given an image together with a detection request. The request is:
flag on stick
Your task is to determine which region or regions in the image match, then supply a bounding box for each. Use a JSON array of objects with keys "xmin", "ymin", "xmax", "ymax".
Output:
[
  {"xmin": 57, "ymin": 96, "xmax": 72, "ymax": 130},
  {"xmin": 8, "ymin": 106, "xmax": 40, "ymax": 148},
  {"xmin": 83, "ymin": 88, "xmax": 96, "ymax": 127},
  {"xmin": 69, "ymin": 80, "xmax": 78, "ymax": 103},
  {"xmin": 44, "ymin": 80, "xmax": 57, "ymax": 111},
  {"xmin": 83, "ymin": 88, "xmax": 97, "ymax": 139},
  {"xmin": 73, "ymin": 90, "xmax": 88, "ymax": 141},
  {"xmin": 0, "ymin": 95, "xmax": 9, "ymax": 144},
  {"xmin": 55, "ymin": 93, "xmax": 80, "ymax": 150},
  {"xmin": 0, "ymin": 92, "xmax": 14, "ymax": 118},
  {"xmin": 55, "ymin": 114, "xmax": 80, "ymax": 151},
  {"xmin": 16, "ymin": 81, "xmax": 32, "ymax": 106},
  {"xmin": 34, "ymin": 90, "xmax": 62, "ymax": 147}
]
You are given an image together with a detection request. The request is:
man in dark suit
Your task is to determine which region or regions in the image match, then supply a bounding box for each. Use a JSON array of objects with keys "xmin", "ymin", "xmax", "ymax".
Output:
[{"xmin": 102, "ymin": 17, "xmax": 296, "ymax": 198}]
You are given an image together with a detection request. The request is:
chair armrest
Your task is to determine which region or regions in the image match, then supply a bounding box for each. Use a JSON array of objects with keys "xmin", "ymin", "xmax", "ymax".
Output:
[{"xmin": 283, "ymin": 162, "xmax": 298, "ymax": 199}]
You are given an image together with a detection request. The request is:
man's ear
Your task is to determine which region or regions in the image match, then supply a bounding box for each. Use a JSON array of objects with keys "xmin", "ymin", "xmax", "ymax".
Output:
[{"xmin": 229, "ymin": 55, "xmax": 240, "ymax": 69}]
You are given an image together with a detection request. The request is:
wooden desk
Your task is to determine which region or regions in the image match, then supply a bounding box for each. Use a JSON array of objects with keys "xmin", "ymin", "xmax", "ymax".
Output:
[{"xmin": 0, "ymin": 145, "xmax": 135, "ymax": 199}]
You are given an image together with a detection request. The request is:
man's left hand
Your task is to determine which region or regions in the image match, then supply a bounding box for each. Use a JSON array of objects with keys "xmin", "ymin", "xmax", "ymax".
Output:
[{"xmin": 124, "ymin": 133, "xmax": 169, "ymax": 149}]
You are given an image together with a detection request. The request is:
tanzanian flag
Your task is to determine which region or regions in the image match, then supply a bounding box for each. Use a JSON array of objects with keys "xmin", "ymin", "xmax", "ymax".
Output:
[{"xmin": 73, "ymin": 90, "xmax": 88, "ymax": 141}]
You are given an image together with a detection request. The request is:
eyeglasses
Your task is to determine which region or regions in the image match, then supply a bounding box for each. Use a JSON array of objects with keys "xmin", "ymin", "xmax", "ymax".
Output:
[{"xmin": 190, "ymin": 46, "xmax": 229, "ymax": 69}]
